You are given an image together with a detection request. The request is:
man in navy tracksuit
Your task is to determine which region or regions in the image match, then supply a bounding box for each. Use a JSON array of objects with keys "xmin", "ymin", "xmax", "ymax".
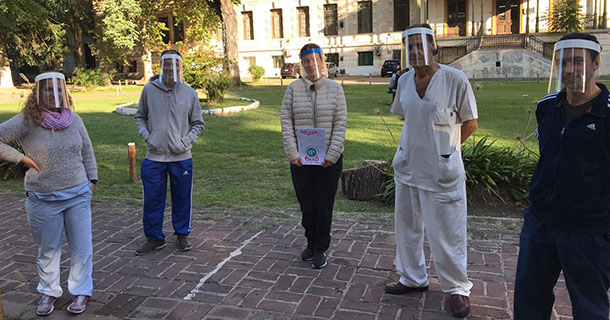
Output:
[
  {"xmin": 514, "ymin": 33, "xmax": 610, "ymax": 319},
  {"xmin": 134, "ymin": 50, "xmax": 204, "ymax": 255}
]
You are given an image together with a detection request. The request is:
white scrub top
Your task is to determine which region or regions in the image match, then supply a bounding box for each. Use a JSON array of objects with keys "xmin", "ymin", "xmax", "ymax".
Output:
[{"xmin": 391, "ymin": 64, "xmax": 478, "ymax": 192}]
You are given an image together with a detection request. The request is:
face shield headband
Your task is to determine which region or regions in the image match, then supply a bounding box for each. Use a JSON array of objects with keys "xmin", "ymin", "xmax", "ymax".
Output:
[
  {"xmin": 402, "ymin": 27, "xmax": 435, "ymax": 68},
  {"xmin": 34, "ymin": 72, "xmax": 69, "ymax": 110},
  {"xmin": 548, "ymin": 39, "xmax": 601, "ymax": 94},
  {"xmin": 300, "ymin": 48, "xmax": 324, "ymax": 81},
  {"xmin": 160, "ymin": 53, "xmax": 183, "ymax": 85}
]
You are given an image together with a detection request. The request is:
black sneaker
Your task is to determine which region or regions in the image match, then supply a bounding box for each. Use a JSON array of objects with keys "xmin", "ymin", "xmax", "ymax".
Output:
[
  {"xmin": 135, "ymin": 239, "xmax": 166, "ymax": 255},
  {"xmin": 177, "ymin": 234, "xmax": 192, "ymax": 251},
  {"xmin": 301, "ymin": 246, "xmax": 314, "ymax": 261},
  {"xmin": 312, "ymin": 251, "xmax": 327, "ymax": 269}
]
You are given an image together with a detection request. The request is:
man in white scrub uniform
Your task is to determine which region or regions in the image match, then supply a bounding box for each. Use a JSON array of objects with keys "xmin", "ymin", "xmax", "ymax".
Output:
[{"xmin": 384, "ymin": 24, "xmax": 478, "ymax": 319}]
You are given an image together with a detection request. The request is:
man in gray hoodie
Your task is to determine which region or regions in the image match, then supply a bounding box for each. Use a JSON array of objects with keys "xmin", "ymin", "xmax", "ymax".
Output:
[{"xmin": 134, "ymin": 50, "xmax": 204, "ymax": 255}]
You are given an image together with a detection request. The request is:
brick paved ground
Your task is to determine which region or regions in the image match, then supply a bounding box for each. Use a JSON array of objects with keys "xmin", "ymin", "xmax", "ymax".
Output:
[{"xmin": 0, "ymin": 190, "xmax": 577, "ymax": 319}]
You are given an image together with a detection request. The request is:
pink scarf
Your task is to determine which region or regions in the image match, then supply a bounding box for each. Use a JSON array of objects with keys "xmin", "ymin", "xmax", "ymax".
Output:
[{"xmin": 40, "ymin": 109, "xmax": 73, "ymax": 131}]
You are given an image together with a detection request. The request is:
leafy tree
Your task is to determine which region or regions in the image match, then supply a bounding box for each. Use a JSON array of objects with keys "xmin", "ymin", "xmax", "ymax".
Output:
[
  {"xmin": 546, "ymin": 0, "xmax": 588, "ymax": 33},
  {"xmin": 91, "ymin": 0, "xmax": 141, "ymax": 66},
  {"xmin": 47, "ymin": 0, "xmax": 95, "ymax": 68},
  {"xmin": 0, "ymin": 0, "xmax": 59, "ymax": 87}
]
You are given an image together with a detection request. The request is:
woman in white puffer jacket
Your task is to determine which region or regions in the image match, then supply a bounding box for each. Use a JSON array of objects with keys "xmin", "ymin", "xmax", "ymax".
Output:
[{"xmin": 280, "ymin": 43, "xmax": 347, "ymax": 269}]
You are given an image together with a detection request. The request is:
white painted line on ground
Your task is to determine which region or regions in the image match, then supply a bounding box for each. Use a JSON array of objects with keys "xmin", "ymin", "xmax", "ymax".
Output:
[{"xmin": 183, "ymin": 230, "xmax": 264, "ymax": 301}]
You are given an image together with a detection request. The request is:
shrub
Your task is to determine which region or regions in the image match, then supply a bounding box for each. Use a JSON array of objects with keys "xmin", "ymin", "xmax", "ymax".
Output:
[
  {"xmin": 248, "ymin": 64, "xmax": 265, "ymax": 82},
  {"xmin": 72, "ymin": 67, "xmax": 112, "ymax": 90},
  {"xmin": 378, "ymin": 136, "xmax": 537, "ymax": 206},
  {"xmin": 203, "ymin": 72, "xmax": 232, "ymax": 103},
  {"xmin": 182, "ymin": 47, "xmax": 233, "ymax": 103},
  {"xmin": 0, "ymin": 141, "xmax": 27, "ymax": 180}
]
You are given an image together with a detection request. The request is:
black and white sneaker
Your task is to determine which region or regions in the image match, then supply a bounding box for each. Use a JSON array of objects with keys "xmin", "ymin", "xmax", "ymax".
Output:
[
  {"xmin": 301, "ymin": 246, "xmax": 314, "ymax": 261},
  {"xmin": 135, "ymin": 239, "xmax": 166, "ymax": 255},
  {"xmin": 177, "ymin": 234, "xmax": 192, "ymax": 251},
  {"xmin": 312, "ymin": 251, "xmax": 327, "ymax": 269}
]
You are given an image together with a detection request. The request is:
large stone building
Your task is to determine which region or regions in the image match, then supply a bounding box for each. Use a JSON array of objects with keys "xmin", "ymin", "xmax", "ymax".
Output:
[{"xmin": 222, "ymin": 0, "xmax": 610, "ymax": 79}]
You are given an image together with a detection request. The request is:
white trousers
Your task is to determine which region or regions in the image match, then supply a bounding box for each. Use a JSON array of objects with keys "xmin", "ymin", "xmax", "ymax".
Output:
[
  {"xmin": 25, "ymin": 191, "xmax": 93, "ymax": 298},
  {"xmin": 394, "ymin": 181, "xmax": 472, "ymax": 296}
]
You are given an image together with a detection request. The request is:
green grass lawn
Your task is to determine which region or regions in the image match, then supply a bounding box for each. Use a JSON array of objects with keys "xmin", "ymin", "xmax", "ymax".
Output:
[{"xmin": 1, "ymin": 80, "xmax": 604, "ymax": 213}]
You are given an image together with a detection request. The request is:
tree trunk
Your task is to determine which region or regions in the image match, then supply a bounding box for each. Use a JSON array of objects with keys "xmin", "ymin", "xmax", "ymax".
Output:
[
  {"xmin": 0, "ymin": 39, "xmax": 14, "ymax": 88},
  {"xmin": 219, "ymin": 0, "xmax": 242, "ymax": 86},
  {"xmin": 140, "ymin": 49, "xmax": 154, "ymax": 83},
  {"xmin": 341, "ymin": 160, "xmax": 390, "ymax": 201}
]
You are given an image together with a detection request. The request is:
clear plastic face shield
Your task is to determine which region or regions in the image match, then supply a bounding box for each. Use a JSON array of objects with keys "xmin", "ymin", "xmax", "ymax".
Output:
[
  {"xmin": 34, "ymin": 72, "xmax": 69, "ymax": 110},
  {"xmin": 549, "ymin": 39, "xmax": 601, "ymax": 94},
  {"xmin": 401, "ymin": 27, "xmax": 436, "ymax": 68},
  {"xmin": 300, "ymin": 48, "xmax": 325, "ymax": 82},
  {"xmin": 160, "ymin": 53, "xmax": 184, "ymax": 86}
]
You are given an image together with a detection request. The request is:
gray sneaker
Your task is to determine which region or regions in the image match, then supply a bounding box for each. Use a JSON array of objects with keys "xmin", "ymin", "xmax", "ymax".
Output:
[
  {"xmin": 177, "ymin": 234, "xmax": 192, "ymax": 251},
  {"xmin": 67, "ymin": 295, "xmax": 89, "ymax": 314},
  {"xmin": 36, "ymin": 294, "xmax": 56, "ymax": 316},
  {"xmin": 136, "ymin": 239, "xmax": 166, "ymax": 255}
]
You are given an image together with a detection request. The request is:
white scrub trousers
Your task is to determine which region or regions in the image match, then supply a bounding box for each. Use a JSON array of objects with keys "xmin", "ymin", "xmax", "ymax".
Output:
[
  {"xmin": 25, "ymin": 190, "xmax": 93, "ymax": 298},
  {"xmin": 394, "ymin": 180, "xmax": 473, "ymax": 296}
]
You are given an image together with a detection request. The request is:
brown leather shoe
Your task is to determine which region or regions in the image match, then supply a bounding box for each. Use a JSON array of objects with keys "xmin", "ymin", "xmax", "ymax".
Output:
[
  {"xmin": 449, "ymin": 294, "xmax": 470, "ymax": 318},
  {"xmin": 383, "ymin": 282, "xmax": 428, "ymax": 294}
]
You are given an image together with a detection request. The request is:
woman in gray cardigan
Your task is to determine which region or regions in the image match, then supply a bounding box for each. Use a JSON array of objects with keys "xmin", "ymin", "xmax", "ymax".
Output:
[
  {"xmin": 0, "ymin": 72, "xmax": 97, "ymax": 316},
  {"xmin": 280, "ymin": 43, "xmax": 347, "ymax": 269}
]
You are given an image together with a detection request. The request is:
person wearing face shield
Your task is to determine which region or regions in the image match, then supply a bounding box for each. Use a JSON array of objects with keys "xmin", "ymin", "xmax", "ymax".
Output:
[
  {"xmin": 280, "ymin": 43, "xmax": 347, "ymax": 269},
  {"xmin": 383, "ymin": 24, "xmax": 478, "ymax": 318},
  {"xmin": 514, "ymin": 33, "xmax": 610, "ymax": 320},
  {"xmin": 134, "ymin": 50, "xmax": 204, "ymax": 255},
  {"xmin": 0, "ymin": 72, "xmax": 98, "ymax": 316}
]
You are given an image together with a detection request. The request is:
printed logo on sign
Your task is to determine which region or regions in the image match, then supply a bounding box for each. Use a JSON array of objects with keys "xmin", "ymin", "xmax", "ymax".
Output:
[{"xmin": 304, "ymin": 146, "xmax": 319, "ymax": 162}]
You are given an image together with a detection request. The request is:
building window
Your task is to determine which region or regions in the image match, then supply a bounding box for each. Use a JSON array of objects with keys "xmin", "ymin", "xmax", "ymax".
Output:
[
  {"xmin": 173, "ymin": 21, "xmax": 184, "ymax": 43},
  {"xmin": 159, "ymin": 17, "xmax": 170, "ymax": 44},
  {"xmin": 243, "ymin": 11, "xmax": 254, "ymax": 40},
  {"xmin": 271, "ymin": 9, "xmax": 283, "ymax": 39},
  {"xmin": 128, "ymin": 60, "xmax": 138, "ymax": 73},
  {"xmin": 358, "ymin": 52, "xmax": 374, "ymax": 65},
  {"xmin": 392, "ymin": 50, "xmax": 401, "ymax": 60},
  {"xmin": 324, "ymin": 4, "xmax": 338, "ymax": 36},
  {"xmin": 297, "ymin": 7, "xmax": 310, "ymax": 37},
  {"xmin": 272, "ymin": 55, "xmax": 285, "ymax": 68},
  {"xmin": 326, "ymin": 53, "xmax": 339, "ymax": 66},
  {"xmin": 245, "ymin": 56, "xmax": 256, "ymax": 66},
  {"xmin": 358, "ymin": 1, "xmax": 373, "ymax": 33},
  {"xmin": 448, "ymin": 0, "xmax": 467, "ymax": 36},
  {"xmin": 394, "ymin": 0, "xmax": 410, "ymax": 31}
]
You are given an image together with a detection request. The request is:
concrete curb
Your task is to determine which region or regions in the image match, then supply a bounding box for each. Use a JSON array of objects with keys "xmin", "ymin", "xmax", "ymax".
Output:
[{"xmin": 114, "ymin": 98, "xmax": 260, "ymax": 117}]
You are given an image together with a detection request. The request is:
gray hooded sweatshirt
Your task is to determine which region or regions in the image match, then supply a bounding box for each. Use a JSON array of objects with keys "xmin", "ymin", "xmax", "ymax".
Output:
[{"xmin": 135, "ymin": 78, "xmax": 204, "ymax": 162}]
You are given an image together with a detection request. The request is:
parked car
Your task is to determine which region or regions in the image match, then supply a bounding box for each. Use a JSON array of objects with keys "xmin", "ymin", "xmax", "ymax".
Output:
[
  {"xmin": 280, "ymin": 63, "xmax": 300, "ymax": 79},
  {"xmin": 326, "ymin": 62, "xmax": 339, "ymax": 78},
  {"xmin": 381, "ymin": 60, "xmax": 401, "ymax": 77}
]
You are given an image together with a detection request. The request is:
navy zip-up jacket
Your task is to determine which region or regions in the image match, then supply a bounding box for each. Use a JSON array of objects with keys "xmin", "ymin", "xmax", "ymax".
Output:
[{"xmin": 528, "ymin": 83, "xmax": 610, "ymax": 233}]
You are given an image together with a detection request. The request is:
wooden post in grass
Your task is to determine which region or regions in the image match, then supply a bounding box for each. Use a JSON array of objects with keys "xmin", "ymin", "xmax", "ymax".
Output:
[
  {"xmin": 505, "ymin": 74, "xmax": 508, "ymax": 83},
  {"xmin": 128, "ymin": 143, "xmax": 137, "ymax": 183},
  {"xmin": 115, "ymin": 87, "xmax": 119, "ymax": 97},
  {"xmin": 341, "ymin": 79, "xmax": 344, "ymax": 86},
  {"xmin": 280, "ymin": 77, "xmax": 283, "ymax": 86},
  {"xmin": 369, "ymin": 73, "xmax": 372, "ymax": 85},
  {"xmin": 118, "ymin": 79, "xmax": 122, "ymax": 91}
]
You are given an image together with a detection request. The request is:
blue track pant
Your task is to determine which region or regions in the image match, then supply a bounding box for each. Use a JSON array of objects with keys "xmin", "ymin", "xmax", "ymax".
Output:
[
  {"xmin": 141, "ymin": 158, "xmax": 193, "ymax": 241},
  {"xmin": 514, "ymin": 211, "xmax": 610, "ymax": 319}
]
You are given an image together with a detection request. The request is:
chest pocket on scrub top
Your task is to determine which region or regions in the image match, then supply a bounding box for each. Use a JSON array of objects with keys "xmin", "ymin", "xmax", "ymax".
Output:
[{"xmin": 433, "ymin": 104, "xmax": 455, "ymax": 126}]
